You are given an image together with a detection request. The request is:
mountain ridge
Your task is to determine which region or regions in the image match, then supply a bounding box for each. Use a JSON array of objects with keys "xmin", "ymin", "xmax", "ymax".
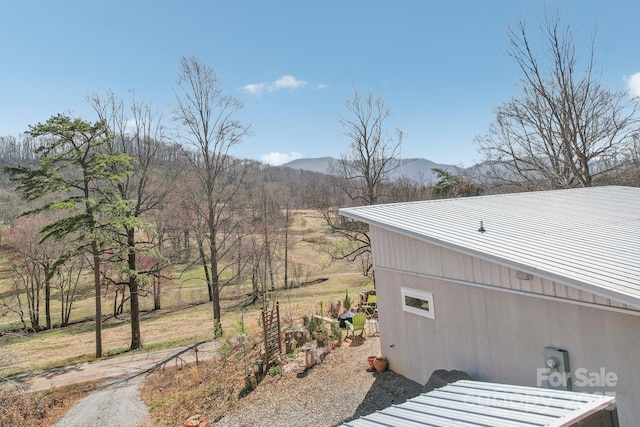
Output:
[{"xmin": 281, "ymin": 157, "xmax": 464, "ymax": 183}]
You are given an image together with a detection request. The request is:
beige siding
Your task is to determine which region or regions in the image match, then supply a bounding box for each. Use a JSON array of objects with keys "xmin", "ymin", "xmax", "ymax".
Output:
[
  {"xmin": 371, "ymin": 226, "xmax": 627, "ymax": 310},
  {"xmin": 375, "ymin": 268, "xmax": 640, "ymax": 427}
]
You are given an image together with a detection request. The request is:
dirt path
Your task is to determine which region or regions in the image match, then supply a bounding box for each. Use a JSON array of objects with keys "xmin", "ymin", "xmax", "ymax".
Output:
[
  {"xmin": 54, "ymin": 375, "xmax": 151, "ymax": 427},
  {"xmin": 12, "ymin": 341, "xmax": 219, "ymax": 392},
  {"xmin": 6, "ymin": 342, "xmax": 219, "ymax": 427}
]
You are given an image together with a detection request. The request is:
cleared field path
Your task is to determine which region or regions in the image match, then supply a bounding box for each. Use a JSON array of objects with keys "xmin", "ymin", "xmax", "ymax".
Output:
[{"xmin": 10, "ymin": 341, "xmax": 219, "ymax": 392}]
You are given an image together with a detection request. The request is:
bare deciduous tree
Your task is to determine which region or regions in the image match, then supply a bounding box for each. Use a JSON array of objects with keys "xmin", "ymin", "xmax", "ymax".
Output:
[
  {"xmin": 90, "ymin": 91, "xmax": 172, "ymax": 350},
  {"xmin": 330, "ymin": 89, "xmax": 405, "ymax": 205},
  {"xmin": 173, "ymin": 56, "xmax": 251, "ymax": 337},
  {"xmin": 56, "ymin": 253, "xmax": 85, "ymax": 327},
  {"xmin": 477, "ymin": 13, "xmax": 640, "ymax": 189},
  {"xmin": 321, "ymin": 89, "xmax": 405, "ymax": 277}
]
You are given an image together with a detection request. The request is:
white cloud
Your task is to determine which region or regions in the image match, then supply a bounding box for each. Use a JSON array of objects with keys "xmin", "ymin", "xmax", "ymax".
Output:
[
  {"xmin": 261, "ymin": 151, "xmax": 303, "ymax": 166},
  {"xmin": 626, "ymin": 72, "xmax": 640, "ymax": 98},
  {"xmin": 242, "ymin": 83, "xmax": 266, "ymax": 95},
  {"xmin": 242, "ymin": 75, "xmax": 325, "ymax": 95},
  {"xmin": 270, "ymin": 75, "xmax": 307, "ymax": 91}
]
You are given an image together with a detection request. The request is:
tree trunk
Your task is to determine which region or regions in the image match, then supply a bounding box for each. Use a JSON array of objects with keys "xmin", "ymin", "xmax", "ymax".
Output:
[
  {"xmin": 62, "ymin": 289, "xmax": 71, "ymax": 327},
  {"xmin": 284, "ymin": 208, "xmax": 289, "ymax": 289},
  {"xmin": 210, "ymin": 235, "xmax": 222, "ymax": 338},
  {"xmin": 45, "ymin": 275, "xmax": 51, "ymax": 330},
  {"xmin": 27, "ymin": 277, "xmax": 39, "ymax": 330},
  {"xmin": 266, "ymin": 241, "xmax": 275, "ymax": 291},
  {"xmin": 153, "ymin": 276, "xmax": 161, "ymax": 310},
  {"xmin": 92, "ymin": 239, "xmax": 103, "ymax": 358},
  {"xmin": 128, "ymin": 229, "xmax": 142, "ymax": 350},
  {"xmin": 197, "ymin": 235, "xmax": 213, "ymax": 302}
]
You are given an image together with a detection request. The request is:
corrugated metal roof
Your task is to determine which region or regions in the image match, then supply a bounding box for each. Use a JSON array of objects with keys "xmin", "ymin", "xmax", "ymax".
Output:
[
  {"xmin": 339, "ymin": 186, "xmax": 640, "ymax": 308},
  {"xmin": 339, "ymin": 380, "xmax": 616, "ymax": 427}
]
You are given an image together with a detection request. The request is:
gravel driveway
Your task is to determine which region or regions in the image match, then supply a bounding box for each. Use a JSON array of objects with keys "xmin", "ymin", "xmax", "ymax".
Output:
[
  {"xmin": 215, "ymin": 336, "xmax": 425, "ymax": 427},
  {"xmin": 11, "ymin": 342, "xmax": 218, "ymax": 427},
  {"xmin": 18, "ymin": 336, "xmax": 423, "ymax": 427},
  {"xmin": 54, "ymin": 375, "xmax": 150, "ymax": 427}
]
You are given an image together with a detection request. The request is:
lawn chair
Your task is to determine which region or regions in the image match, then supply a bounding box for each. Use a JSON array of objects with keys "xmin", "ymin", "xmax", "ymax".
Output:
[
  {"xmin": 344, "ymin": 312, "xmax": 367, "ymax": 340},
  {"xmin": 361, "ymin": 294, "xmax": 377, "ymax": 317}
]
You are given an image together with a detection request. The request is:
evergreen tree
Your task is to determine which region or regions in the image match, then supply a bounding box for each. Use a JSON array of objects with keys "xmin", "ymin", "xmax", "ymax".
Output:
[{"xmin": 6, "ymin": 114, "xmax": 133, "ymax": 358}]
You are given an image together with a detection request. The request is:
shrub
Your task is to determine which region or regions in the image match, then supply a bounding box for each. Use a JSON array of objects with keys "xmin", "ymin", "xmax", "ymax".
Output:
[
  {"xmin": 331, "ymin": 322, "xmax": 342, "ymax": 341},
  {"xmin": 268, "ymin": 366, "xmax": 282, "ymax": 376},
  {"xmin": 343, "ymin": 291, "xmax": 352, "ymax": 311},
  {"xmin": 307, "ymin": 315, "xmax": 317, "ymax": 336},
  {"xmin": 328, "ymin": 300, "xmax": 342, "ymax": 318}
]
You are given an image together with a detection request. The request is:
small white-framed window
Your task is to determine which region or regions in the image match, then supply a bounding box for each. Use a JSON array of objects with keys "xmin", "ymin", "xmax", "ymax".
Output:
[{"xmin": 401, "ymin": 287, "xmax": 435, "ymax": 319}]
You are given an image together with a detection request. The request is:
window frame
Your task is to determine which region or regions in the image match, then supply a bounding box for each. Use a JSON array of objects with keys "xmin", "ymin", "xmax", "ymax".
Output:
[{"xmin": 401, "ymin": 286, "xmax": 435, "ymax": 319}]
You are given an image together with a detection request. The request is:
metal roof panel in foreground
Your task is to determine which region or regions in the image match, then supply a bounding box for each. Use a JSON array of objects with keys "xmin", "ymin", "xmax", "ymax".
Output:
[{"xmin": 339, "ymin": 380, "xmax": 616, "ymax": 427}]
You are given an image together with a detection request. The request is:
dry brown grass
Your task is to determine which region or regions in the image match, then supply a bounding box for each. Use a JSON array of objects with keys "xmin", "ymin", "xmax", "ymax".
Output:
[
  {"xmin": 0, "ymin": 274, "xmax": 372, "ymax": 426},
  {"xmin": 0, "ymin": 210, "xmax": 375, "ymax": 425},
  {"xmin": 140, "ymin": 335, "xmax": 264, "ymax": 426},
  {"xmin": 0, "ymin": 380, "xmax": 102, "ymax": 427}
]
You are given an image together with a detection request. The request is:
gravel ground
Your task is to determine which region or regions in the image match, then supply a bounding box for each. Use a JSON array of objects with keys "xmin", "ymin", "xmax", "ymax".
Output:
[
  {"xmin": 29, "ymin": 342, "xmax": 217, "ymax": 427},
  {"xmin": 215, "ymin": 336, "xmax": 425, "ymax": 427},
  {"xmin": 44, "ymin": 335, "xmax": 422, "ymax": 427},
  {"xmin": 53, "ymin": 375, "xmax": 150, "ymax": 427}
]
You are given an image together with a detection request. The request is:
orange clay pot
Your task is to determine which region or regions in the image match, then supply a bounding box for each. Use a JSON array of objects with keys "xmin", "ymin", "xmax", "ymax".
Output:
[
  {"xmin": 373, "ymin": 356, "xmax": 388, "ymax": 373},
  {"xmin": 367, "ymin": 355, "xmax": 377, "ymax": 368}
]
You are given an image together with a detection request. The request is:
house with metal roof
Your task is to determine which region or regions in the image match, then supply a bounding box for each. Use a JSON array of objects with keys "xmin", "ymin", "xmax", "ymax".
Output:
[{"xmin": 339, "ymin": 186, "xmax": 639, "ymax": 426}]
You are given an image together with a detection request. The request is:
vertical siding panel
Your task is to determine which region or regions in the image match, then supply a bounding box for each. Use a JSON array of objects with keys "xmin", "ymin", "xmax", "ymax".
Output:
[
  {"xmin": 420, "ymin": 240, "xmax": 431, "ymax": 275},
  {"xmin": 610, "ymin": 300, "xmax": 625, "ymax": 308},
  {"xmin": 400, "ymin": 234, "xmax": 409, "ymax": 271},
  {"xmin": 373, "ymin": 230, "xmax": 632, "ymax": 312},
  {"xmin": 580, "ymin": 290, "xmax": 596, "ymax": 304},
  {"xmin": 414, "ymin": 238, "xmax": 423, "ymax": 273},
  {"xmin": 406, "ymin": 237, "xmax": 416, "ymax": 272},
  {"xmin": 371, "ymin": 227, "xmax": 383, "ymax": 267},
  {"xmin": 510, "ymin": 270, "xmax": 521, "ymax": 291},
  {"xmin": 566, "ymin": 286, "xmax": 581, "ymax": 300},
  {"xmin": 390, "ymin": 232, "xmax": 399, "ymax": 269},
  {"xmin": 502, "ymin": 265, "xmax": 512, "ymax": 288},
  {"xmin": 555, "ymin": 283, "xmax": 568, "ymax": 299},
  {"xmin": 519, "ymin": 277, "xmax": 532, "ymax": 292},
  {"xmin": 444, "ymin": 251, "xmax": 462, "ymax": 280},
  {"xmin": 542, "ymin": 279, "xmax": 555, "ymax": 295},
  {"xmin": 472, "ymin": 257, "xmax": 485, "ymax": 284},
  {"xmin": 482, "ymin": 258, "xmax": 493, "ymax": 285},
  {"xmin": 394, "ymin": 233, "xmax": 403, "ymax": 270},
  {"xmin": 463, "ymin": 254, "xmax": 475, "ymax": 283},
  {"xmin": 505, "ymin": 266, "xmax": 515, "ymax": 289},
  {"xmin": 529, "ymin": 277, "xmax": 543, "ymax": 294},
  {"xmin": 430, "ymin": 245, "xmax": 444, "ymax": 277},
  {"xmin": 393, "ymin": 234, "xmax": 404, "ymax": 270},
  {"xmin": 398, "ymin": 234, "xmax": 405, "ymax": 269}
]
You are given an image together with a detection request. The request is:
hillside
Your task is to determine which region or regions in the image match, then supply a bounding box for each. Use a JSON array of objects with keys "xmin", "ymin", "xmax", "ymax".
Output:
[{"xmin": 281, "ymin": 157, "xmax": 465, "ymax": 183}]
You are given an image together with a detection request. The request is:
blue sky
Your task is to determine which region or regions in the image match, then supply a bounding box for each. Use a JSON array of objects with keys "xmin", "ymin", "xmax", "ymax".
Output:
[{"xmin": 1, "ymin": 1, "xmax": 639, "ymax": 167}]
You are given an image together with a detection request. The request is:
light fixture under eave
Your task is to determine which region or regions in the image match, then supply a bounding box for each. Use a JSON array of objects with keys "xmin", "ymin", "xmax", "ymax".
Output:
[{"xmin": 478, "ymin": 220, "xmax": 486, "ymax": 233}]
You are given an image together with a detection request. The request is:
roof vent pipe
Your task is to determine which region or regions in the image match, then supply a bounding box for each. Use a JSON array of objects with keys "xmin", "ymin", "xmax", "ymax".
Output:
[{"xmin": 478, "ymin": 221, "xmax": 486, "ymax": 233}]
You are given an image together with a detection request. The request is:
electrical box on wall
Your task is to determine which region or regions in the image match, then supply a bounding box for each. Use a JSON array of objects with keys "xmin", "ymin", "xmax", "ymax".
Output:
[{"xmin": 543, "ymin": 346, "xmax": 572, "ymax": 391}]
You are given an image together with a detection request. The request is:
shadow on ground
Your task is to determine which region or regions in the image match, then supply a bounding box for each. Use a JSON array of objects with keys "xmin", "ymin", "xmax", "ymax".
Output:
[{"xmin": 345, "ymin": 370, "xmax": 425, "ymax": 422}]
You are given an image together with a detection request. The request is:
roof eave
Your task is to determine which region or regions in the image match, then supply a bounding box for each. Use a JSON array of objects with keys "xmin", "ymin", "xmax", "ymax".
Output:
[{"xmin": 339, "ymin": 208, "xmax": 640, "ymax": 310}]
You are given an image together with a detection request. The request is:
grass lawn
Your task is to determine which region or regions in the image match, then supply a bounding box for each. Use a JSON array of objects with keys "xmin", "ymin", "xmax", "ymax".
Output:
[{"xmin": 0, "ymin": 211, "xmax": 374, "ymax": 377}]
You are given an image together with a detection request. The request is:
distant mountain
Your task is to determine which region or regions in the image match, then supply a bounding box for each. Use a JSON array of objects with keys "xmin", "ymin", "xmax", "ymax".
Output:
[
  {"xmin": 282, "ymin": 157, "xmax": 335, "ymax": 174},
  {"xmin": 281, "ymin": 157, "xmax": 464, "ymax": 184}
]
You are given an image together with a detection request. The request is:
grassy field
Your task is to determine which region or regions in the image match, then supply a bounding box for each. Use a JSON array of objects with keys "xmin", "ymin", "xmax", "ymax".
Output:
[{"xmin": 0, "ymin": 211, "xmax": 374, "ymax": 377}]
